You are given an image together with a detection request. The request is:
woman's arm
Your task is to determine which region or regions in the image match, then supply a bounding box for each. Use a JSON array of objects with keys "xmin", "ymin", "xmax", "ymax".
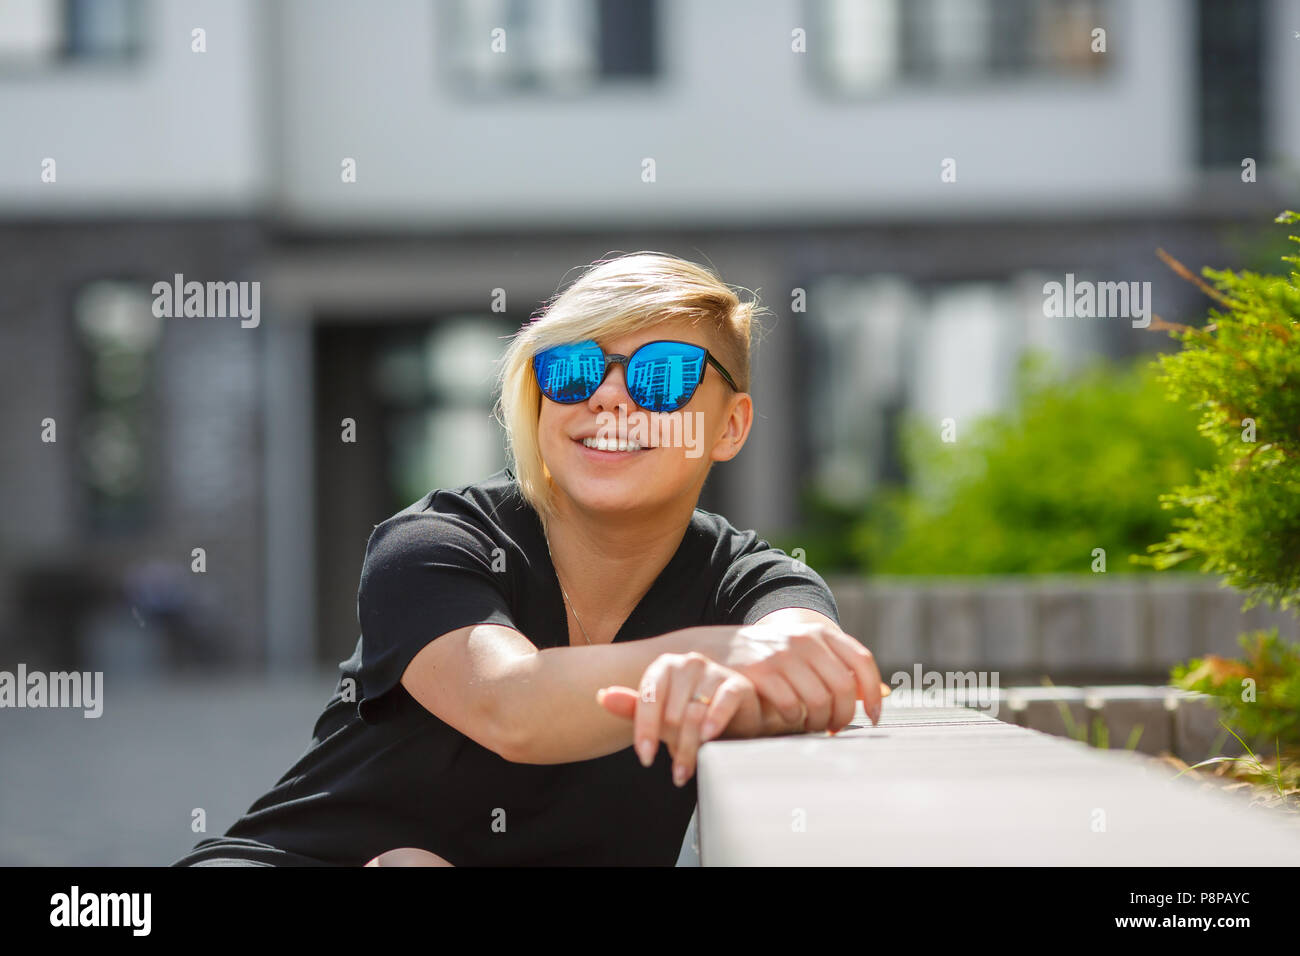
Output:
[
  {"xmin": 400, "ymin": 613, "xmax": 880, "ymax": 767},
  {"xmin": 399, "ymin": 622, "xmax": 745, "ymax": 765}
]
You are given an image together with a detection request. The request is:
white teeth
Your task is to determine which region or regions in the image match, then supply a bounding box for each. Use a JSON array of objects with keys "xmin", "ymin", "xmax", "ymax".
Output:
[{"xmin": 582, "ymin": 436, "xmax": 642, "ymax": 452}]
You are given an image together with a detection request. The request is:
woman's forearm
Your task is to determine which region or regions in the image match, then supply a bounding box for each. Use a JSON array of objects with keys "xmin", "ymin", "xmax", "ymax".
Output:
[{"xmin": 500, "ymin": 625, "xmax": 739, "ymax": 764}]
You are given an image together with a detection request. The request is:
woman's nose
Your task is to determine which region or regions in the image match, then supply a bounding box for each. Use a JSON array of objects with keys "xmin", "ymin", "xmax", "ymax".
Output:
[{"xmin": 587, "ymin": 362, "xmax": 632, "ymax": 410}]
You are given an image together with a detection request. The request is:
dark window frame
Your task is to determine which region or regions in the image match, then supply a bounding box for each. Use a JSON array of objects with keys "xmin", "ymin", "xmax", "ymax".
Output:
[
  {"xmin": 1195, "ymin": 0, "xmax": 1267, "ymax": 169},
  {"xmin": 437, "ymin": 0, "xmax": 660, "ymax": 98},
  {"xmin": 804, "ymin": 0, "xmax": 1115, "ymax": 101},
  {"xmin": 0, "ymin": 0, "xmax": 145, "ymax": 74},
  {"xmin": 68, "ymin": 275, "xmax": 163, "ymax": 537}
]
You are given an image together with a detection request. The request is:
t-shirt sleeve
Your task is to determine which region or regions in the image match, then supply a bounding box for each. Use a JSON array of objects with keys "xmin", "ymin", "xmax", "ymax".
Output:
[
  {"xmin": 713, "ymin": 535, "xmax": 841, "ymax": 627},
  {"xmin": 354, "ymin": 505, "xmax": 519, "ymax": 722}
]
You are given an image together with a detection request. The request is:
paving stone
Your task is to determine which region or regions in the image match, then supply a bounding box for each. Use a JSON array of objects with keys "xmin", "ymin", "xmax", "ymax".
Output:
[
  {"xmin": 826, "ymin": 579, "xmax": 1291, "ymax": 682},
  {"xmin": 923, "ymin": 587, "xmax": 981, "ymax": 670},
  {"xmin": 1087, "ymin": 585, "xmax": 1146, "ymax": 673},
  {"xmin": 1082, "ymin": 685, "xmax": 1176, "ymax": 756},
  {"xmin": 825, "ymin": 575, "xmax": 871, "ymax": 645},
  {"xmin": 1196, "ymin": 587, "xmax": 1251, "ymax": 658},
  {"xmin": 978, "ymin": 583, "xmax": 1036, "ymax": 674},
  {"xmin": 867, "ymin": 584, "xmax": 922, "ymax": 675},
  {"xmin": 1172, "ymin": 692, "xmax": 1249, "ymax": 764},
  {"xmin": 1037, "ymin": 587, "xmax": 1090, "ymax": 673},
  {"xmin": 1007, "ymin": 685, "xmax": 1090, "ymax": 740},
  {"xmin": 1147, "ymin": 580, "xmax": 1194, "ymax": 673},
  {"xmin": 1240, "ymin": 601, "xmax": 1300, "ymax": 642}
]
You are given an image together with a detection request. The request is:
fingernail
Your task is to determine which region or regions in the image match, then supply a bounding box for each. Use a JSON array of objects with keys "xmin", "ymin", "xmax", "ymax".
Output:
[
  {"xmin": 637, "ymin": 739, "xmax": 654, "ymax": 767},
  {"xmin": 701, "ymin": 720, "xmax": 718, "ymax": 740},
  {"xmin": 673, "ymin": 764, "xmax": 687, "ymax": 786},
  {"xmin": 596, "ymin": 688, "xmax": 607, "ymax": 704}
]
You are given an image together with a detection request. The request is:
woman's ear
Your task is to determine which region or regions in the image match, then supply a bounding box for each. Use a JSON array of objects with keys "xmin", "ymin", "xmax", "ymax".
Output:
[{"xmin": 710, "ymin": 392, "xmax": 753, "ymax": 463}]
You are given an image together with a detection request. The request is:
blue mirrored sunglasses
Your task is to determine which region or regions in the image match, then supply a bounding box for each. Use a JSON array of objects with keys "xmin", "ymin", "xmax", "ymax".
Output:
[{"xmin": 532, "ymin": 339, "xmax": 739, "ymax": 413}]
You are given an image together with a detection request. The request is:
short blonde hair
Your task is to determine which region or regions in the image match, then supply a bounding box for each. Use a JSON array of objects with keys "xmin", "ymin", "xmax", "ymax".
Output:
[{"xmin": 494, "ymin": 251, "xmax": 765, "ymax": 522}]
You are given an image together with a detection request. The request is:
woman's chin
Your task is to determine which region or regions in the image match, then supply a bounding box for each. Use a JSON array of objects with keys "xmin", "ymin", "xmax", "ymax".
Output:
[
  {"xmin": 555, "ymin": 469, "xmax": 670, "ymax": 516},
  {"xmin": 563, "ymin": 477, "xmax": 650, "ymax": 513},
  {"xmin": 545, "ymin": 440, "xmax": 694, "ymax": 515}
]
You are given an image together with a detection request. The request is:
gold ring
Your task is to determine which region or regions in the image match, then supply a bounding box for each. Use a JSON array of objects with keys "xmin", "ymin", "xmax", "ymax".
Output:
[{"xmin": 690, "ymin": 693, "xmax": 712, "ymax": 705}]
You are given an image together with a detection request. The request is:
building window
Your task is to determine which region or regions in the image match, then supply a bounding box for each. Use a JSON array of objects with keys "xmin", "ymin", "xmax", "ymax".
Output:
[
  {"xmin": 812, "ymin": 0, "xmax": 1108, "ymax": 94},
  {"xmin": 0, "ymin": 0, "xmax": 141, "ymax": 64},
  {"xmin": 1196, "ymin": 0, "xmax": 1265, "ymax": 169},
  {"xmin": 74, "ymin": 281, "xmax": 161, "ymax": 533},
  {"xmin": 371, "ymin": 316, "xmax": 512, "ymax": 508},
  {"xmin": 440, "ymin": 0, "xmax": 658, "ymax": 94}
]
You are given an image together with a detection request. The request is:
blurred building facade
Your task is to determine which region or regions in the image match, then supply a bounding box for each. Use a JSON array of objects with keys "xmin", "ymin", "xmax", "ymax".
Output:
[{"xmin": 1, "ymin": 0, "xmax": 1296, "ymax": 673}]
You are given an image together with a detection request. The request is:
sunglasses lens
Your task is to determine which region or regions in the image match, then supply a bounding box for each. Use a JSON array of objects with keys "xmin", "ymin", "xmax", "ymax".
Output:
[
  {"xmin": 534, "ymin": 340, "xmax": 604, "ymax": 403},
  {"xmin": 626, "ymin": 342, "xmax": 707, "ymax": 413}
]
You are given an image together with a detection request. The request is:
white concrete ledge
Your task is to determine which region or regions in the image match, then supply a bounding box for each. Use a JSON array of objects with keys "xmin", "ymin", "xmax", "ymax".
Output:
[{"xmin": 695, "ymin": 696, "xmax": 1300, "ymax": 865}]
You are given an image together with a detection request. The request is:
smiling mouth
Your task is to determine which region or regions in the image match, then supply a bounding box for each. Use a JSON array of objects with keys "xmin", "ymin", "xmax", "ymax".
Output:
[{"xmin": 576, "ymin": 436, "xmax": 645, "ymax": 452}]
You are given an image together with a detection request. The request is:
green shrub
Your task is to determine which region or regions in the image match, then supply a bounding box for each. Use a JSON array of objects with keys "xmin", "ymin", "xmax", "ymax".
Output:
[
  {"xmin": 1142, "ymin": 211, "xmax": 1300, "ymax": 610},
  {"xmin": 1172, "ymin": 629, "xmax": 1300, "ymax": 753},
  {"xmin": 844, "ymin": 355, "xmax": 1216, "ymax": 575}
]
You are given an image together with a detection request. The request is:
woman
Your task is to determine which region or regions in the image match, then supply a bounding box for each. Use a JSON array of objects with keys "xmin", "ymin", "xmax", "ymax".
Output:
[{"xmin": 172, "ymin": 252, "xmax": 883, "ymax": 867}]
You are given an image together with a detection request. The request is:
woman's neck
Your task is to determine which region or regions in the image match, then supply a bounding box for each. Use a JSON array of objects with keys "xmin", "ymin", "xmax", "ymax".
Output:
[{"xmin": 542, "ymin": 497, "xmax": 694, "ymax": 642}]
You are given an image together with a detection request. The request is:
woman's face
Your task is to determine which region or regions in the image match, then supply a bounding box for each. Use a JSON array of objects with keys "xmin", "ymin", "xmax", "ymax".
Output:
[{"xmin": 536, "ymin": 321, "xmax": 752, "ymax": 519}]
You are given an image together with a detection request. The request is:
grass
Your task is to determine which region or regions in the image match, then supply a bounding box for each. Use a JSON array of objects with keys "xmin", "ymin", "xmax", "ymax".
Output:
[
  {"xmin": 1042, "ymin": 677, "xmax": 1145, "ymax": 752},
  {"xmin": 1168, "ymin": 720, "xmax": 1300, "ymax": 815},
  {"xmin": 1030, "ymin": 680, "xmax": 1300, "ymax": 817}
]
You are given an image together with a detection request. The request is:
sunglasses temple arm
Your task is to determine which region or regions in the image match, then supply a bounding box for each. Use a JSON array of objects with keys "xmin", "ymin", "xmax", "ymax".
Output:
[{"xmin": 708, "ymin": 354, "xmax": 740, "ymax": 392}]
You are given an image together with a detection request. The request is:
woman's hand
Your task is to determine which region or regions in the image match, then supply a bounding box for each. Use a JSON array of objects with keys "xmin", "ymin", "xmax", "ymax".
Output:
[
  {"xmin": 597, "ymin": 650, "xmax": 890, "ymax": 787},
  {"xmin": 595, "ymin": 652, "xmax": 779, "ymax": 787},
  {"xmin": 705, "ymin": 617, "xmax": 885, "ymax": 733}
]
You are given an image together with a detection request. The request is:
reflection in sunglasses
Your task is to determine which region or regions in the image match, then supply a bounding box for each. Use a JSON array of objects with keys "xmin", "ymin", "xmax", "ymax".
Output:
[{"xmin": 536, "ymin": 342, "xmax": 707, "ymax": 412}]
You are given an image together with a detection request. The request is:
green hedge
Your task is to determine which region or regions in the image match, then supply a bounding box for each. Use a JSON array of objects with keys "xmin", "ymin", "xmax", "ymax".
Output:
[
  {"xmin": 785, "ymin": 355, "xmax": 1215, "ymax": 576},
  {"xmin": 1143, "ymin": 211, "xmax": 1300, "ymax": 609}
]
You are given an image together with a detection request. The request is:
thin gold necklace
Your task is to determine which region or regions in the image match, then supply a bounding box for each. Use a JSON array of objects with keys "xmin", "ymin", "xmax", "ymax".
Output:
[{"xmin": 542, "ymin": 524, "xmax": 592, "ymax": 645}]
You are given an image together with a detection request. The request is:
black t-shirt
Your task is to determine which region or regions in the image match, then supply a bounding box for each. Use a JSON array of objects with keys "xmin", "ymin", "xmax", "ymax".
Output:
[{"xmin": 172, "ymin": 468, "xmax": 840, "ymax": 866}]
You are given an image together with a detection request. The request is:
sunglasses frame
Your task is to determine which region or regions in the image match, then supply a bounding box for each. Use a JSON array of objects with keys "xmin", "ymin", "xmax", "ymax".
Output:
[{"xmin": 533, "ymin": 338, "xmax": 740, "ymax": 412}]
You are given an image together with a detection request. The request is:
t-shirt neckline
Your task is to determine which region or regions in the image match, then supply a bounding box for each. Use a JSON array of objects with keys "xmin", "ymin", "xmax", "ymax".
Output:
[{"xmin": 529, "ymin": 506, "xmax": 696, "ymax": 647}]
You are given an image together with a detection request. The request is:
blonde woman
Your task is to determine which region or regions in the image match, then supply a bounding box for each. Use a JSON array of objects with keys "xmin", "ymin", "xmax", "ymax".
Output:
[{"xmin": 173, "ymin": 252, "xmax": 883, "ymax": 868}]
